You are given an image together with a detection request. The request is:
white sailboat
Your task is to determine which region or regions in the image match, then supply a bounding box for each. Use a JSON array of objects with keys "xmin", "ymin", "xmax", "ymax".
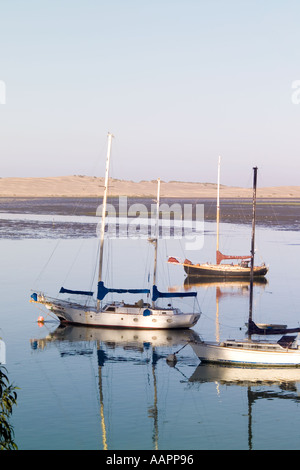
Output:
[
  {"xmin": 168, "ymin": 157, "xmax": 268, "ymax": 279},
  {"xmin": 30, "ymin": 132, "xmax": 200, "ymax": 329},
  {"xmin": 191, "ymin": 167, "xmax": 300, "ymax": 366}
]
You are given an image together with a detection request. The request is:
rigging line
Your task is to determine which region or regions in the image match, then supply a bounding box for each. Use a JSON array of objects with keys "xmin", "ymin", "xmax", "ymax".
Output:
[
  {"xmin": 255, "ymin": 174, "xmax": 294, "ymax": 233},
  {"xmin": 233, "ymin": 200, "xmax": 252, "ymax": 227},
  {"xmin": 163, "ymin": 238, "xmax": 172, "ymax": 287},
  {"xmin": 177, "ymin": 237, "xmax": 187, "ymax": 260},
  {"xmin": 74, "ymin": 134, "xmax": 107, "ymax": 197},
  {"xmin": 81, "ymin": 241, "xmax": 100, "ymax": 307},
  {"xmin": 250, "ymin": 168, "xmax": 281, "ymax": 227},
  {"xmin": 35, "ymin": 303, "xmax": 57, "ymax": 321},
  {"xmin": 144, "ymin": 240, "xmax": 153, "ymax": 286},
  {"xmin": 194, "ymin": 295, "xmax": 202, "ymax": 314},
  {"xmin": 59, "ymin": 238, "xmax": 87, "ymax": 291},
  {"xmin": 90, "ymin": 137, "xmax": 108, "ymax": 176},
  {"xmin": 90, "ymin": 242, "xmax": 100, "ymax": 291},
  {"xmin": 254, "ymin": 245, "xmax": 265, "ymax": 264},
  {"xmin": 158, "ymin": 241, "xmax": 173, "ymax": 307},
  {"xmin": 198, "ymin": 310, "xmax": 243, "ymax": 331},
  {"xmin": 142, "ymin": 240, "xmax": 153, "ymax": 303},
  {"xmin": 58, "ymin": 136, "xmax": 109, "ymax": 284},
  {"xmin": 194, "ymin": 195, "xmax": 214, "ymax": 221},
  {"xmin": 107, "ymin": 237, "xmax": 114, "ymax": 289},
  {"xmin": 33, "ymin": 238, "xmax": 61, "ymax": 285}
]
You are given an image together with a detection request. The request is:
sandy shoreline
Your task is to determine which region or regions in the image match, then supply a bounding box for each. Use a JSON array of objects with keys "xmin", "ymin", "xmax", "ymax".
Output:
[{"xmin": 1, "ymin": 175, "xmax": 300, "ymax": 198}]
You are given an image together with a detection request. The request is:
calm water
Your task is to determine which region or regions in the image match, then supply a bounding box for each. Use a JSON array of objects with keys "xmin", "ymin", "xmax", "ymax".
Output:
[{"xmin": 1, "ymin": 199, "xmax": 300, "ymax": 451}]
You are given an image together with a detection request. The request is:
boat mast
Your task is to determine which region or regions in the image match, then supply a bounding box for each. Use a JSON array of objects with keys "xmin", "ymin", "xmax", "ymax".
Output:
[
  {"xmin": 152, "ymin": 178, "xmax": 160, "ymax": 306},
  {"xmin": 97, "ymin": 132, "xmax": 113, "ymax": 311},
  {"xmin": 216, "ymin": 156, "xmax": 221, "ymax": 257},
  {"xmin": 248, "ymin": 166, "xmax": 258, "ymax": 337}
]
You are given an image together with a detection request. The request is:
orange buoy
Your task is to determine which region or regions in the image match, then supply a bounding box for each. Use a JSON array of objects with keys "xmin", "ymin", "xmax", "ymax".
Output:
[{"xmin": 37, "ymin": 316, "xmax": 44, "ymax": 324}]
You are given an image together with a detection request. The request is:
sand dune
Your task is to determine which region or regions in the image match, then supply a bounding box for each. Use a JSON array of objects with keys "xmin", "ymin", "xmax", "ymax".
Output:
[{"xmin": 0, "ymin": 175, "xmax": 300, "ymax": 198}]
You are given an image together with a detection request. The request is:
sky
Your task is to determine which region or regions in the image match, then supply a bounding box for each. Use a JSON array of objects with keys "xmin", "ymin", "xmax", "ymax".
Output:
[{"xmin": 1, "ymin": 0, "xmax": 300, "ymax": 187}]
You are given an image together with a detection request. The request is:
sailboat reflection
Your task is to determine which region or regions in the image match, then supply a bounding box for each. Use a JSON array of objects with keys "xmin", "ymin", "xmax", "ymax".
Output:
[
  {"xmin": 189, "ymin": 363, "xmax": 300, "ymax": 450},
  {"xmin": 30, "ymin": 325, "xmax": 198, "ymax": 450},
  {"xmin": 183, "ymin": 276, "xmax": 268, "ymax": 291},
  {"xmin": 182, "ymin": 277, "xmax": 268, "ymax": 342}
]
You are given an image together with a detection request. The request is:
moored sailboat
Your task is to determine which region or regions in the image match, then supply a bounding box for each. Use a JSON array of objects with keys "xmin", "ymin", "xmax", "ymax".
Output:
[
  {"xmin": 168, "ymin": 157, "xmax": 268, "ymax": 279},
  {"xmin": 30, "ymin": 133, "xmax": 200, "ymax": 329},
  {"xmin": 190, "ymin": 167, "xmax": 300, "ymax": 367}
]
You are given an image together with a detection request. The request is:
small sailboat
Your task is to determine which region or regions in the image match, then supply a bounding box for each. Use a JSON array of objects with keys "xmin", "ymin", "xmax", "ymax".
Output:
[
  {"xmin": 168, "ymin": 157, "xmax": 268, "ymax": 279},
  {"xmin": 190, "ymin": 167, "xmax": 300, "ymax": 367},
  {"xmin": 30, "ymin": 133, "xmax": 200, "ymax": 329}
]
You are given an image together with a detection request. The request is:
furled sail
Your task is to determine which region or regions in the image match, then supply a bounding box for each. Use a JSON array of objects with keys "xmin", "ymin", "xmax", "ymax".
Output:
[
  {"xmin": 216, "ymin": 250, "xmax": 251, "ymax": 265},
  {"xmin": 152, "ymin": 285, "xmax": 197, "ymax": 302},
  {"xmin": 248, "ymin": 319, "xmax": 300, "ymax": 336},
  {"xmin": 97, "ymin": 281, "xmax": 150, "ymax": 301},
  {"xmin": 59, "ymin": 287, "xmax": 94, "ymax": 296}
]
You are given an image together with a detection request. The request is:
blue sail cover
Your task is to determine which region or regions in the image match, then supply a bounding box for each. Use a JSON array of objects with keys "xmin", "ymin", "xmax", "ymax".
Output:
[
  {"xmin": 59, "ymin": 287, "xmax": 94, "ymax": 296},
  {"xmin": 152, "ymin": 285, "xmax": 197, "ymax": 302},
  {"xmin": 97, "ymin": 281, "xmax": 150, "ymax": 301}
]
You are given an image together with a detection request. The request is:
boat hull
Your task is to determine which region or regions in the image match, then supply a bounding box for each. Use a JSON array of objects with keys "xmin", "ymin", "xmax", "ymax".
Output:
[
  {"xmin": 191, "ymin": 340, "xmax": 300, "ymax": 367},
  {"xmin": 43, "ymin": 301, "xmax": 200, "ymax": 329},
  {"xmin": 184, "ymin": 263, "xmax": 268, "ymax": 279}
]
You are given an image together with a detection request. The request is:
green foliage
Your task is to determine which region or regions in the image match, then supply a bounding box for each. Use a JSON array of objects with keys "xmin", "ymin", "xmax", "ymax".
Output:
[{"xmin": 0, "ymin": 367, "xmax": 18, "ymax": 450}]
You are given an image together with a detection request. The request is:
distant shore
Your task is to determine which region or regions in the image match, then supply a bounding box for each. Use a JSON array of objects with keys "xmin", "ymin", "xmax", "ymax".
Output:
[{"xmin": 1, "ymin": 175, "xmax": 300, "ymax": 198}]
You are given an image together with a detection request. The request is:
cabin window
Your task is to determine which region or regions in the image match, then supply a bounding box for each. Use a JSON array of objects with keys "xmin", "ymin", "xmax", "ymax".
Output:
[{"xmin": 106, "ymin": 307, "xmax": 115, "ymax": 312}]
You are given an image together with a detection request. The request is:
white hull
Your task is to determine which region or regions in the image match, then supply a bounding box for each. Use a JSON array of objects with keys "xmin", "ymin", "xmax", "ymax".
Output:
[
  {"xmin": 34, "ymin": 297, "xmax": 200, "ymax": 329},
  {"xmin": 191, "ymin": 339, "xmax": 300, "ymax": 367}
]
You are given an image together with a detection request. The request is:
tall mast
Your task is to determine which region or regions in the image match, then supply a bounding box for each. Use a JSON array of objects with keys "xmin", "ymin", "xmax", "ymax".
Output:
[
  {"xmin": 97, "ymin": 132, "xmax": 113, "ymax": 310},
  {"xmin": 216, "ymin": 156, "xmax": 221, "ymax": 256},
  {"xmin": 248, "ymin": 166, "xmax": 257, "ymax": 337},
  {"xmin": 152, "ymin": 178, "xmax": 160, "ymax": 305}
]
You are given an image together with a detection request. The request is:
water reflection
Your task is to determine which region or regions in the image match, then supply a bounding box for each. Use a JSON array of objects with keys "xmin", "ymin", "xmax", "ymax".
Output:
[
  {"xmin": 189, "ymin": 363, "xmax": 300, "ymax": 450},
  {"xmin": 30, "ymin": 325, "xmax": 197, "ymax": 450},
  {"xmin": 3, "ymin": 196, "xmax": 300, "ymax": 449},
  {"xmin": 182, "ymin": 277, "xmax": 268, "ymax": 341}
]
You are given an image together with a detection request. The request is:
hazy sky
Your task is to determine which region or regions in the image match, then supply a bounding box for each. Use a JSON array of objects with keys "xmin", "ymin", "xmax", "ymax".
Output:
[{"xmin": 1, "ymin": 0, "xmax": 300, "ymax": 187}]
